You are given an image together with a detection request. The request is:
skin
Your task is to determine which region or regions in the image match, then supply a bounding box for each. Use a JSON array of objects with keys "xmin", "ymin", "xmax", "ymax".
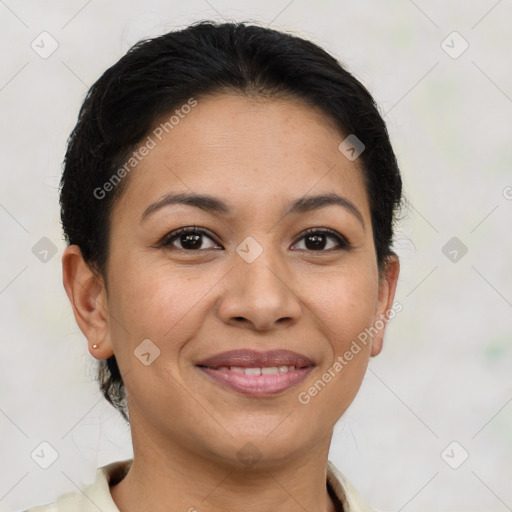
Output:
[{"xmin": 62, "ymin": 93, "xmax": 399, "ymax": 512}]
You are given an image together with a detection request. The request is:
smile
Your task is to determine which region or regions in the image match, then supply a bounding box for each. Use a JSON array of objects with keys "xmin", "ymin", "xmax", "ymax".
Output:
[{"xmin": 197, "ymin": 365, "xmax": 314, "ymax": 396}]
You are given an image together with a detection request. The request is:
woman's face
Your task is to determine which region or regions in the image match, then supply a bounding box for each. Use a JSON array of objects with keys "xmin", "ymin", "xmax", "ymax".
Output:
[{"xmin": 74, "ymin": 93, "xmax": 399, "ymax": 468}]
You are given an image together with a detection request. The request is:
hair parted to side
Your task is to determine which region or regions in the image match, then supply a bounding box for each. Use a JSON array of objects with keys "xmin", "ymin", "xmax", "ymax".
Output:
[{"xmin": 60, "ymin": 20, "xmax": 404, "ymax": 423}]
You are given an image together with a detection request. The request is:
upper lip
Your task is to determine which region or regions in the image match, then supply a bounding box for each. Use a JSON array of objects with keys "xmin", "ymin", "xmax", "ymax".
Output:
[{"xmin": 196, "ymin": 349, "xmax": 315, "ymax": 369}]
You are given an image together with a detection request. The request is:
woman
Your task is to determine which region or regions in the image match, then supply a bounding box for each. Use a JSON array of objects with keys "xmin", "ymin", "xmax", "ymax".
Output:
[{"xmin": 29, "ymin": 20, "xmax": 402, "ymax": 512}]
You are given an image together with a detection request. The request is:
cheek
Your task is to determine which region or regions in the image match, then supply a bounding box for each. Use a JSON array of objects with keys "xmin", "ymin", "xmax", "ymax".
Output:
[
  {"xmin": 107, "ymin": 260, "xmax": 219, "ymax": 350},
  {"xmin": 305, "ymin": 267, "xmax": 379, "ymax": 350},
  {"xmin": 300, "ymin": 277, "xmax": 377, "ymax": 422},
  {"xmin": 317, "ymin": 273, "xmax": 379, "ymax": 406}
]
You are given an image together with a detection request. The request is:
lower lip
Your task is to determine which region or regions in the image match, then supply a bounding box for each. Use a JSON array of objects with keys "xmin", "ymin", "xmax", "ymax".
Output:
[{"xmin": 197, "ymin": 366, "xmax": 314, "ymax": 397}]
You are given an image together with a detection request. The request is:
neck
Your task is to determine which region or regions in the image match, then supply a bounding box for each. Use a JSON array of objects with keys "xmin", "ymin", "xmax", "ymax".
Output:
[{"xmin": 110, "ymin": 416, "xmax": 338, "ymax": 512}]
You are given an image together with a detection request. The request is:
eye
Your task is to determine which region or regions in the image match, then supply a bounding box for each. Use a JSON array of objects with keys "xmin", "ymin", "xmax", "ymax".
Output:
[
  {"xmin": 158, "ymin": 226, "xmax": 349, "ymax": 252},
  {"xmin": 291, "ymin": 228, "xmax": 350, "ymax": 251},
  {"xmin": 159, "ymin": 226, "xmax": 222, "ymax": 251}
]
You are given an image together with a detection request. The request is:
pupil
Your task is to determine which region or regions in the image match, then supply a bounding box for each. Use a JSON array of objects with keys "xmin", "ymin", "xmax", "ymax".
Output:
[
  {"xmin": 182, "ymin": 233, "xmax": 202, "ymax": 249},
  {"xmin": 305, "ymin": 234, "xmax": 325, "ymax": 250}
]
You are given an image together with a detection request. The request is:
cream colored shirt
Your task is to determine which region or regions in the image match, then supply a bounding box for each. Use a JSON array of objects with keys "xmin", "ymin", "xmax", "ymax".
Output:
[{"xmin": 25, "ymin": 459, "xmax": 379, "ymax": 512}]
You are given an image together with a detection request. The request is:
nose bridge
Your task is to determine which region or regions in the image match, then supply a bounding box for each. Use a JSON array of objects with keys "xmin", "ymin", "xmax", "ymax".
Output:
[{"xmin": 218, "ymin": 237, "xmax": 302, "ymax": 330}]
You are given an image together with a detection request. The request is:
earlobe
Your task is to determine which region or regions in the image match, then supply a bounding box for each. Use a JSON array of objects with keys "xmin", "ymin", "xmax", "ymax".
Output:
[
  {"xmin": 370, "ymin": 253, "xmax": 400, "ymax": 357},
  {"xmin": 62, "ymin": 245, "xmax": 114, "ymax": 359}
]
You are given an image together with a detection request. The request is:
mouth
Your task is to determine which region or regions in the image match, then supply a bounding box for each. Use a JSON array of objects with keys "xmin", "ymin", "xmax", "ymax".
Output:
[{"xmin": 196, "ymin": 349, "xmax": 315, "ymax": 397}]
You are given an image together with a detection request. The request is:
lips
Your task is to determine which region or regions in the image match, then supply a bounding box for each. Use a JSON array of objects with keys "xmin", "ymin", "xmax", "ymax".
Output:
[
  {"xmin": 196, "ymin": 349, "xmax": 315, "ymax": 397},
  {"xmin": 196, "ymin": 349, "xmax": 314, "ymax": 369}
]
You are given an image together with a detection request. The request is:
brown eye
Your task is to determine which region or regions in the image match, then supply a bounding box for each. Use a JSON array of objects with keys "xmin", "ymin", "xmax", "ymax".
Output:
[
  {"xmin": 161, "ymin": 227, "xmax": 221, "ymax": 251},
  {"xmin": 292, "ymin": 228, "xmax": 349, "ymax": 251}
]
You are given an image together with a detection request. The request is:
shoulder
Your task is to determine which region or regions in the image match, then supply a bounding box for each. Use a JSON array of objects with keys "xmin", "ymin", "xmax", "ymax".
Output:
[
  {"xmin": 23, "ymin": 459, "xmax": 132, "ymax": 512},
  {"xmin": 327, "ymin": 460, "xmax": 385, "ymax": 512}
]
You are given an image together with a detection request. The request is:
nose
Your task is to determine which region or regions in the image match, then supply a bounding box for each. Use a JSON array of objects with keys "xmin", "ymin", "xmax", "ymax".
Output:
[{"xmin": 217, "ymin": 252, "xmax": 302, "ymax": 331}]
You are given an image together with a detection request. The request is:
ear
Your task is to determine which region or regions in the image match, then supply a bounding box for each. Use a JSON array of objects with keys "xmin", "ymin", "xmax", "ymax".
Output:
[
  {"xmin": 370, "ymin": 253, "xmax": 400, "ymax": 357},
  {"xmin": 62, "ymin": 245, "xmax": 114, "ymax": 360}
]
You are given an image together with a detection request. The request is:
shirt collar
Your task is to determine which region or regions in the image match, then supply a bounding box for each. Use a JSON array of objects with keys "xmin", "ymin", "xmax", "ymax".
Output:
[{"xmin": 327, "ymin": 460, "xmax": 378, "ymax": 512}]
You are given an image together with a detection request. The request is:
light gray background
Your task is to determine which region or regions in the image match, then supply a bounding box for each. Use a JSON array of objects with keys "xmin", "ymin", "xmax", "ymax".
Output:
[{"xmin": 1, "ymin": 1, "xmax": 511, "ymax": 511}]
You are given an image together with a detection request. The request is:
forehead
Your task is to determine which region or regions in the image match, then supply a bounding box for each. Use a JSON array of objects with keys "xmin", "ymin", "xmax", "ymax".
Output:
[{"xmin": 113, "ymin": 93, "xmax": 370, "ymax": 221}]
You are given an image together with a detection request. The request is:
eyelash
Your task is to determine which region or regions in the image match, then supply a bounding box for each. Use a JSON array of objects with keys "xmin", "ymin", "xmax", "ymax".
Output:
[{"xmin": 158, "ymin": 226, "xmax": 351, "ymax": 252}]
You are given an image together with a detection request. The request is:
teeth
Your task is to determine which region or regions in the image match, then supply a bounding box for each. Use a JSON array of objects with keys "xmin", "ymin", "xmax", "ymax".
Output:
[{"xmin": 215, "ymin": 366, "xmax": 297, "ymax": 375}]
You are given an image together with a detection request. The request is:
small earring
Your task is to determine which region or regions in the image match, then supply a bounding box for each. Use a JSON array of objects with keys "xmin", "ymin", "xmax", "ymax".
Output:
[{"xmin": 92, "ymin": 344, "xmax": 99, "ymax": 349}]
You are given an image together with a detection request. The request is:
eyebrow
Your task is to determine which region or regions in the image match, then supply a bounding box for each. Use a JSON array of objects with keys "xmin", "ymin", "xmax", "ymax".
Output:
[{"xmin": 140, "ymin": 191, "xmax": 365, "ymax": 229}]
